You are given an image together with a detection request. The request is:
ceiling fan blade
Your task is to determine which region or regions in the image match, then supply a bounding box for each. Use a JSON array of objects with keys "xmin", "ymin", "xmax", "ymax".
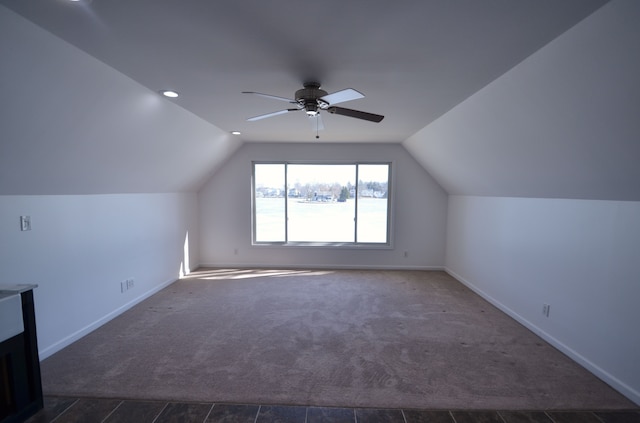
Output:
[
  {"xmin": 327, "ymin": 106, "xmax": 384, "ymax": 123},
  {"xmin": 320, "ymin": 88, "xmax": 364, "ymax": 105},
  {"xmin": 242, "ymin": 91, "xmax": 297, "ymax": 104},
  {"xmin": 247, "ymin": 109, "xmax": 299, "ymax": 121}
]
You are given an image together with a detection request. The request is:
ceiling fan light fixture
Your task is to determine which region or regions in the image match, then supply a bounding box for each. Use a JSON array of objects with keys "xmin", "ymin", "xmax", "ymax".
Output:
[{"xmin": 305, "ymin": 103, "xmax": 318, "ymax": 116}]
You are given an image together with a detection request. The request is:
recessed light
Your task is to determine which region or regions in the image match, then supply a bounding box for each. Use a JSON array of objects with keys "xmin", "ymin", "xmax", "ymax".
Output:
[
  {"xmin": 68, "ymin": 0, "xmax": 95, "ymax": 5},
  {"xmin": 161, "ymin": 90, "xmax": 179, "ymax": 98},
  {"xmin": 231, "ymin": 131, "xmax": 241, "ymax": 135}
]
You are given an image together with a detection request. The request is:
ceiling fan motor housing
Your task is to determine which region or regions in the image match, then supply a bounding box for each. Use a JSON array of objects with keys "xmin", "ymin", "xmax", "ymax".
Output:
[{"xmin": 296, "ymin": 83, "xmax": 329, "ymax": 116}]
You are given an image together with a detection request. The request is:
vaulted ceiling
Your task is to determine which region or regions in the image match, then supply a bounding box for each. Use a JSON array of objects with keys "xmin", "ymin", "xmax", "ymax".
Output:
[{"xmin": 1, "ymin": 0, "xmax": 639, "ymax": 199}]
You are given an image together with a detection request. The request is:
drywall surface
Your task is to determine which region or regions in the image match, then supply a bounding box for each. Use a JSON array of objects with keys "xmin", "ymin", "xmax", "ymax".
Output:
[
  {"xmin": 446, "ymin": 195, "xmax": 640, "ymax": 404},
  {"xmin": 199, "ymin": 143, "xmax": 447, "ymax": 269},
  {"xmin": 404, "ymin": 0, "xmax": 640, "ymax": 201},
  {"xmin": 0, "ymin": 193, "xmax": 198, "ymax": 358},
  {"xmin": 0, "ymin": 5, "xmax": 238, "ymax": 195}
]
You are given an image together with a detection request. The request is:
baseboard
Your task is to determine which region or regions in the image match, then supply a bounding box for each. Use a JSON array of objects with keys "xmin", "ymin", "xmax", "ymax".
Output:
[
  {"xmin": 198, "ymin": 263, "xmax": 445, "ymax": 271},
  {"xmin": 444, "ymin": 267, "xmax": 640, "ymax": 406},
  {"xmin": 38, "ymin": 276, "xmax": 178, "ymax": 360}
]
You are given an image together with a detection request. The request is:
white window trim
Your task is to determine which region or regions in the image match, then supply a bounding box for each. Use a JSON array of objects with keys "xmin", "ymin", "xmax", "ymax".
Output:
[{"xmin": 251, "ymin": 160, "xmax": 395, "ymax": 249}]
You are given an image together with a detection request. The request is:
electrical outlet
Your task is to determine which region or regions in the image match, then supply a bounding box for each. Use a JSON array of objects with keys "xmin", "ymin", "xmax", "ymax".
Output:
[
  {"xmin": 121, "ymin": 279, "xmax": 134, "ymax": 293},
  {"xmin": 542, "ymin": 303, "xmax": 551, "ymax": 317}
]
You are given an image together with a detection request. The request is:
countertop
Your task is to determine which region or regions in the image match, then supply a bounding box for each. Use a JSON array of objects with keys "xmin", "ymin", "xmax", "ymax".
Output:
[{"xmin": 0, "ymin": 284, "xmax": 38, "ymax": 300}]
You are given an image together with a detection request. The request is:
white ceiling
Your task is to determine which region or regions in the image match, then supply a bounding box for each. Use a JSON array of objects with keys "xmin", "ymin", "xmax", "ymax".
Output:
[
  {"xmin": 405, "ymin": 0, "xmax": 640, "ymax": 200},
  {"xmin": 3, "ymin": 0, "xmax": 638, "ymax": 200},
  {"xmin": 0, "ymin": 0, "xmax": 607, "ymax": 143}
]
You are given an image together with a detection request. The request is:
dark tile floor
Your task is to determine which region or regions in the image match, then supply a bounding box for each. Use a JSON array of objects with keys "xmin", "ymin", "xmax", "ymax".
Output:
[{"xmin": 22, "ymin": 396, "xmax": 640, "ymax": 423}]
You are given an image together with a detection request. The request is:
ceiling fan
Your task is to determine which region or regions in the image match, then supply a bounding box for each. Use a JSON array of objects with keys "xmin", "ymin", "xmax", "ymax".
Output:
[{"xmin": 242, "ymin": 82, "xmax": 384, "ymax": 130}]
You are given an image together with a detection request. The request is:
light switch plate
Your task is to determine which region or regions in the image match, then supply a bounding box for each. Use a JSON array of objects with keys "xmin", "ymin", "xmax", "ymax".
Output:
[{"xmin": 20, "ymin": 216, "xmax": 31, "ymax": 231}]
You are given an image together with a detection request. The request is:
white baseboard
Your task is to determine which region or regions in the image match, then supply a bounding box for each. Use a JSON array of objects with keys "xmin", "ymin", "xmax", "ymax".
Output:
[
  {"xmin": 445, "ymin": 267, "xmax": 640, "ymax": 406},
  {"xmin": 38, "ymin": 277, "xmax": 178, "ymax": 360},
  {"xmin": 198, "ymin": 263, "xmax": 445, "ymax": 271}
]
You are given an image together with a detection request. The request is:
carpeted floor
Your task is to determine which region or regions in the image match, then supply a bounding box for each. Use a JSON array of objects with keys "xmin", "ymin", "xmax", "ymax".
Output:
[{"xmin": 40, "ymin": 269, "xmax": 636, "ymax": 410}]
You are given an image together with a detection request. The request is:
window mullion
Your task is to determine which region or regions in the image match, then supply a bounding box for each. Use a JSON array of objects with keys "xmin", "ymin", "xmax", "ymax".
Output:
[
  {"xmin": 354, "ymin": 164, "xmax": 359, "ymax": 243},
  {"xmin": 284, "ymin": 163, "xmax": 289, "ymax": 244}
]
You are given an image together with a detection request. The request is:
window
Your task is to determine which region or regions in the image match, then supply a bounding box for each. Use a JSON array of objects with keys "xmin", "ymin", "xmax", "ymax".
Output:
[{"xmin": 253, "ymin": 162, "xmax": 391, "ymax": 245}]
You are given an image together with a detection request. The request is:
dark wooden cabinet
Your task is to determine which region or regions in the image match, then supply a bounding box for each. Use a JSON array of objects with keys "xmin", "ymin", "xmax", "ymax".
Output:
[{"xmin": 0, "ymin": 287, "xmax": 42, "ymax": 423}]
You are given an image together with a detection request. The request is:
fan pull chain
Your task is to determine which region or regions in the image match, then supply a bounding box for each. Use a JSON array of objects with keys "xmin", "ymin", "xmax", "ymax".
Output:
[{"xmin": 316, "ymin": 114, "xmax": 320, "ymax": 139}]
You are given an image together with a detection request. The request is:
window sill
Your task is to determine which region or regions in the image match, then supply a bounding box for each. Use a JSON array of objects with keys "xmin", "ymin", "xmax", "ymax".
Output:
[{"xmin": 252, "ymin": 242, "xmax": 393, "ymax": 250}]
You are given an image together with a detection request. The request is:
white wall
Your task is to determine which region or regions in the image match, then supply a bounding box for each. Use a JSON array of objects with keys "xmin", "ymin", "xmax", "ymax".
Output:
[
  {"xmin": 446, "ymin": 196, "xmax": 640, "ymax": 404},
  {"xmin": 0, "ymin": 193, "xmax": 198, "ymax": 358},
  {"xmin": 199, "ymin": 142, "xmax": 447, "ymax": 269}
]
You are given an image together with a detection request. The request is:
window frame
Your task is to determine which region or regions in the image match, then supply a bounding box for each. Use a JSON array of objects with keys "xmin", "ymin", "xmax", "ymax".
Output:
[{"xmin": 251, "ymin": 160, "xmax": 394, "ymax": 249}]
